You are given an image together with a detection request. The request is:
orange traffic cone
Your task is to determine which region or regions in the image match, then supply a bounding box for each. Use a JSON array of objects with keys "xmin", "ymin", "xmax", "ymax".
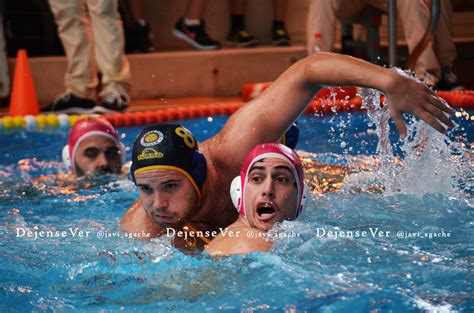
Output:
[{"xmin": 8, "ymin": 49, "xmax": 40, "ymax": 116}]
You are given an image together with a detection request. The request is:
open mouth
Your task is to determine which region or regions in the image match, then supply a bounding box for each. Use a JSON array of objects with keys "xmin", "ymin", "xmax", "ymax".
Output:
[{"xmin": 255, "ymin": 202, "xmax": 277, "ymax": 222}]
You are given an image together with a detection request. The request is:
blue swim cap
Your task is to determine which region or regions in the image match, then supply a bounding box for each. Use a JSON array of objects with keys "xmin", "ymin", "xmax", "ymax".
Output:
[
  {"xmin": 280, "ymin": 123, "xmax": 299, "ymax": 149},
  {"xmin": 130, "ymin": 124, "xmax": 207, "ymax": 197}
]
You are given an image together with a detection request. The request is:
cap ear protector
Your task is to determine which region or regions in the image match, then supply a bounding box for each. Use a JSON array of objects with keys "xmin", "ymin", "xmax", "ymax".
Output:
[
  {"xmin": 230, "ymin": 176, "xmax": 309, "ymax": 220},
  {"xmin": 62, "ymin": 145, "xmax": 71, "ymax": 169},
  {"xmin": 230, "ymin": 176, "xmax": 242, "ymax": 210}
]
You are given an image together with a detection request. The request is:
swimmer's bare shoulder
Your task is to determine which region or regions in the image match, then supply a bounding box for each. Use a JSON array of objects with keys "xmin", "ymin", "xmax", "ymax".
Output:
[
  {"xmin": 200, "ymin": 135, "xmax": 238, "ymax": 179},
  {"xmin": 120, "ymin": 199, "xmax": 164, "ymax": 239},
  {"xmin": 187, "ymin": 138, "xmax": 239, "ymax": 227},
  {"xmin": 205, "ymin": 219, "xmax": 272, "ymax": 256}
]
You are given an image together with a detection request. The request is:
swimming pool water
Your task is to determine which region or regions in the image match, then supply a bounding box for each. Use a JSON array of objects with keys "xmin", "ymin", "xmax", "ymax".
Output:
[{"xmin": 0, "ymin": 112, "xmax": 472, "ymax": 312}]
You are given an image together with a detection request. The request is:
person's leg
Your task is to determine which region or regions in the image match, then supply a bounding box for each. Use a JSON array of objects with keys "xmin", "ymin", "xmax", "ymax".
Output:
[
  {"xmin": 227, "ymin": 0, "xmax": 257, "ymax": 47},
  {"xmin": 228, "ymin": 0, "xmax": 246, "ymax": 35},
  {"xmin": 46, "ymin": 0, "xmax": 97, "ymax": 113},
  {"xmin": 128, "ymin": 0, "xmax": 145, "ymax": 21},
  {"xmin": 307, "ymin": 0, "xmax": 334, "ymax": 54},
  {"xmin": 48, "ymin": 0, "xmax": 97, "ymax": 100},
  {"xmin": 184, "ymin": 0, "xmax": 207, "ymax": 19},
  {"xmin": 87, "ymin": 0, "xmax": 131, "ymax": 112},
  {"xmin": 229, "ymin": 0, "xmax": 246, "ymax": 15},
  {"xmin": 307, "ymin": 0, "xmax": 372, "ymax": 56},
  {"xmin": 433, "ymin": 0, "xmax": 456, "ymax": 67},
  {"xmin": 432, "ymin": 0, "xmax": 462, "ymax": 90},
  {"xmin": 0, "ymin": 13, "xmax": 10, "ymax": 101},
  {"xmin": 335, "ymin": 0, "xmax": 370, "ymax": 19},
  {"xmin": 123, "ymin": 0, "xmax": 154, "ymax": 53},
  {"xmin": 396, "ymin": 0, "xmax": 441, "ymax": 81},
  {"xmin": 272, "ymin": 0, "xmax": 291, "ymax": 46},
  {"xmin": 433, "ymin": 0, "xmax": 456, "ymax": 66},
  {"xmin": 171, "ymin": 0, "xmax": 220, "ymax": 50},
  {"xmin": 273, "ymin": 0, "xmax": 286, "ymax": 21}
]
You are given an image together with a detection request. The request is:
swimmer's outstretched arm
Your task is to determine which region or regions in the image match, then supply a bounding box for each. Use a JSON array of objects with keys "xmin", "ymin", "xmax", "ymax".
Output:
[{"xmin": 211, "ymin": 52, "xmax": 454, "ymax": 170}]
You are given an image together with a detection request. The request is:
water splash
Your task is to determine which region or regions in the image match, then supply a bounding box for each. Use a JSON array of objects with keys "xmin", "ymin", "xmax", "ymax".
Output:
[{"xmin": 349, "ymin": 72, "xmax": 471, "ymax": 198}]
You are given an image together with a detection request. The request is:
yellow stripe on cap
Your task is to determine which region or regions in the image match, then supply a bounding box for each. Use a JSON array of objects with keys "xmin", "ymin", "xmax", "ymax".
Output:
[{"xmin": 134, "ymin": 165, "xmax": 201, "ymax": 197}]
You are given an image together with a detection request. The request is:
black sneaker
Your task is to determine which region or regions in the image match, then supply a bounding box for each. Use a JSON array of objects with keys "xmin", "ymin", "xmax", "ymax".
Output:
[
  {"xmin": 95, "ymin": 91, "xmax": 130, "ymax": 114},
  {"xmin": 43, "ymin": 92, "xmax": 96, "ymax": 114},
  {"xmin": 125, "ymin": 21, "xmax": 155, "ymax": 54},
  {"xmin": 0, "ymin": 96, "xmax": 9, "ymax": 107},
  {"xmin": 171, "ymin": 18, "xmax": 220, "ymax": 50},
  {"xmin": 437, "ymin": 67, "xmax": 464, "ymax": 91},
  {"xmin": 226, "ymin": 28, "xmax": 258, "ymax": 47},
  {"xmin": 272, "ymin": 24, "xmax": 291, "ymax": 46}
]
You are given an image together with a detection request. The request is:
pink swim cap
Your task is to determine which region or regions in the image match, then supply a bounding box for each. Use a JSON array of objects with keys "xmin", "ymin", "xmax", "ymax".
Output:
[
  {"xmin": 62, "ymin": 118, "xmax": 125, "ymax": 174},
  {"xmin": 230, "ymin": 143, "xmax": 306, "ymax": 220}
]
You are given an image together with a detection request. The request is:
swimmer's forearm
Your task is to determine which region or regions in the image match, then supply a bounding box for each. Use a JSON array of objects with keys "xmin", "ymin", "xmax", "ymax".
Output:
[
  {"xmin": 299, "ymin": 52, "xmax": 399, "ymax": 93},
  {"xmin": 213, "ymin": 53, "xmax": 400, "ymax": 163},
  {"xmin": 297, "ymin": 52, "xmax": 454, "ymax": 135}
]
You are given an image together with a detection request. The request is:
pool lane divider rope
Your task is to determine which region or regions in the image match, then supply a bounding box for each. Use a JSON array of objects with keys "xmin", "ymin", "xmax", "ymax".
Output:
[
  {"xmin": 0, "ymin": 104, "xmax": 242, "ymax": 129},
  {"xmin": 1, "ymin": 87, "xmax": 473, "ymax": 129}
]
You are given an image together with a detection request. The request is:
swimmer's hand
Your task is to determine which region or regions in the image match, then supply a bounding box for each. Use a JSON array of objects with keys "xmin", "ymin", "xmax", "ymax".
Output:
[{"xmin": 384, "ymin": 71, "xmax": 455, "ymax": 138}]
